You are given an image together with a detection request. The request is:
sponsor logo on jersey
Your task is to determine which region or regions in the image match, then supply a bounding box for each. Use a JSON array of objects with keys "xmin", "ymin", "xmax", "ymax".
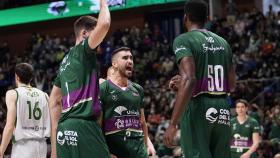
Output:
[
  {"xmin": 174, "ymin": 46, "xmax": 187, "ymax": 54},
  {"xmin": 115, "ymin": 119, "xmax": 125, "ymax": 129},
  {"xmin": 57, "ymin": 130, "xmax": 78, "ymax": 146},
  {"xmin": 245, "ymin": 124, "xmax": 250, "ymax": 128},
  {"xmin": 205, "ymin": 107, "xmax": 230, "ymax": 125},
  {"xmin": 57, "ymin": 131, "xmax": 65, "ymax": 145},
  {"xmin": 232, "ymin": 123, "xmax": 237, "ymax": 130},
  {"xmin": 206, "ymin": 108, "xmax": 218, "ymax": 123},
  {"xmin": 114, "ymin": 106, "xmax": 128, "ymax": 115}
]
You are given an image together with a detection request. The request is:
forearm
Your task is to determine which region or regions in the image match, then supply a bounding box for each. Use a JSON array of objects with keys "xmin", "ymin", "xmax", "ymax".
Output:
[
  {"xmin": 98, "ymin": 0, "xmax": 111, "ymax": 28},
  {"xmin": 246, "ymin": 143, "xmax": 259, "ymax": 155},
  {"xmin": 0, "ymin": 125, "xmax": 14, "ymax": 154},
  {"xmin": 141, "ymin": 121, "xmax": 148, "ymax": 146},
  {"xmin": 50, "ymin": 104, "xmax": 61, "ymax": 153},
  {"xmin": 170, "ymin": 77, "xmax": 195, "ymax": 125}
]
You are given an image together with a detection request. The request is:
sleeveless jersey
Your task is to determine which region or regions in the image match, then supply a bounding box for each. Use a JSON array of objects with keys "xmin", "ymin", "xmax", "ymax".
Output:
[
  {"xmin": 173, "ymin": 29, "xmax": 233, "ymax": 97},
  {"xmin": 14, "ymin": 86, "xmax": 50, "ymax": 141}
]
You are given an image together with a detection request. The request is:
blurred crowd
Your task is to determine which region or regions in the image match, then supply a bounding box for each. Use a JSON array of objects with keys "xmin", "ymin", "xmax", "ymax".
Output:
[{"xmin": 1, "ymin": 7, "xmax": 280, "ymax": 158}]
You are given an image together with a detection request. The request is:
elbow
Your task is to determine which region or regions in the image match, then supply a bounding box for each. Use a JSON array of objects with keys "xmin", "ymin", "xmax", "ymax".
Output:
[{"xmin": 5, "ymin": 124, "xmax": 14, "ymax": 133}]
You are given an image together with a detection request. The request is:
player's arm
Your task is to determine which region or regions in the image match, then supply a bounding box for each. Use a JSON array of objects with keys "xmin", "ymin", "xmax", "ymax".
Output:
[
  {"xmin": 164, "ymin": 56, "xmax": 196, "ymax": 147},
  {"xmin": 88, "ymin": 0, "xmax": 111, "ymax": 49},
  {"xmin": 49, "ymin": 85, "xmax": 62, "ymax": 158},
  {"xmin": 0, "ymin": 90, "xmax": 17, "ymax": 157},
  {"xmin": 241, "ymin": 132, "xmax": 260, "ymax": 158},
  {"xmin": 140, "ymin": 109, "xmax": 148, "ymax": 146}
]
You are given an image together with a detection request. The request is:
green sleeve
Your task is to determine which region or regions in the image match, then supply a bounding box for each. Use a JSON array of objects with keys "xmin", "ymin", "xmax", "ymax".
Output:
[
  {"xmin": 53, "ymin": 73, "xmax": 61, "ymax": 88},
  {"xmin": 173, "ymin": 35, "xmax": 193, "ymax": 64},
  {"xmin": 251, "ymin": 119, "xmax": 260, "ymax": 133}
]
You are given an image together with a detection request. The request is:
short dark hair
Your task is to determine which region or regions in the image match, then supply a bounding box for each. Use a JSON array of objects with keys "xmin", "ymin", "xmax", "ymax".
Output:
[
  {"xmin": 235, "ymin": 99, "xmax": 249, "ymax": 107},
  {"xmin": 74, "ymin": 16, "xmax": 97, "ymax": 37},
  {"xmin": 111, "ymin": 47, "xmax": 131, "ymax": 61},
  {"xmin": 184, "ymin": 0, "xmax": 208, "ymax": 25},
  {"xmin": 15, "ymin": 63, "xmax": 34, "ymax": 84}
]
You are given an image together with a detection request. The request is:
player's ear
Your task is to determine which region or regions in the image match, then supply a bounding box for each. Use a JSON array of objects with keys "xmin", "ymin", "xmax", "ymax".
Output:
[{"xmin": 81, "ymin": 29, "xmax": 88, "ymax": 39}]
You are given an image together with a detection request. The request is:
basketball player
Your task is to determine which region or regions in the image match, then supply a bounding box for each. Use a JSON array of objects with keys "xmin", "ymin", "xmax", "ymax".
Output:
[
  {"xmin": 164, "ymin": 1, "xmax": 236, "ymax": 158},
  {"xmin": 0, "ymin": 63, "xmax": 50, "ymax": 158},
  {"xmin": 48, "ymin": 0, "xmax": 111, "ymax": 157}
]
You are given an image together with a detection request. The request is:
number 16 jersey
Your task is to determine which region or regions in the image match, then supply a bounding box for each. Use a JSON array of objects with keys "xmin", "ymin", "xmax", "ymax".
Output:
[
  {"xmin": 173, "ymin": 29, "xmax": 232, "ymax": 97},
  {"xmin": 13, "ymin": 86, "xmax": 50, "ymax": 142}
]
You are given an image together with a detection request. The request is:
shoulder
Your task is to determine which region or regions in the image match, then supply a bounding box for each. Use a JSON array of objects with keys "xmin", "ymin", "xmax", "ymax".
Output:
[
  {"xmin": 5, "ymin": 89, "xmax": 17, "ymax": 103},
  {"xmin": 248, "ymin": 116, "xmax": 259, "ymax": 125},
  {"xmin": 100, "ymin": 80, "xmax": 109, "ymax": 90},
  {"xmin": 210, "ymin": 32, "xmax": 230, "ymax": 46},
  {"xmin": 131, "ymin": 82, "xmax": 143, "ymax": 91}
]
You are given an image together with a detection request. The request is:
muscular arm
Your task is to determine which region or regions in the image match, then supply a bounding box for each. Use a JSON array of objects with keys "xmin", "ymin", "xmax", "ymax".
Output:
[
  {"xmin": 49, "ymin": 86, "xmax": 62, "ymax": 158},
  {"xmin": 140, "ymin": 109, "xmax": 148, "ymax": 146},
  {"xmin": 170, "ymin": 57, "xmax": 196, "ymax": 126},
  {"xmin": 0, "ymin": 90, "xmax": 17, "ymax": 156},
  {"xmin": 88, "ymin": 0, "xmax": 111, "ymax": 49}
]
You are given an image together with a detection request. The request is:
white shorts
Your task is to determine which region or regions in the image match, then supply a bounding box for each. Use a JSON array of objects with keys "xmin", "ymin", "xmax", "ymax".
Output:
[{"xmin": 11, "ymin": 139, "xmax": 47, "ymax": 158}]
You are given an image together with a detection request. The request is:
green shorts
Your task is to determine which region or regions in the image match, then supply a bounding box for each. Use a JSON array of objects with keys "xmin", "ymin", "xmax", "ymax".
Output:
[
  {"xmin": 56, "ymin": 118, "xmax": 110, "ymax": 158},
  {"xmin": 180, "ymin": 95, "xmax": 231, "ymax": 158},
  {"xmin": 105, "ymin": 132, "xmax": 148, "ymax": 158}
]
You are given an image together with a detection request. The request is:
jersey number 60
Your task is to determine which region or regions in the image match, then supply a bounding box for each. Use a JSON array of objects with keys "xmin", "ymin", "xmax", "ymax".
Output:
[{"xmin": 208, "ymin": 65, "xmax": 224, "ymax": 91}]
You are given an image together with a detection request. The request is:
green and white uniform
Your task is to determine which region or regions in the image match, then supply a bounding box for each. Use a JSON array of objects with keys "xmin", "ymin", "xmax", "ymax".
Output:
[
  {"xmin": 54, "ymin": 38, "xmax": 109, "ymax": 158},
  {"xmin": 12, "ymin": 86, "xmax": 50, "ymax": 158},
  {"xmin": 230, "ymin": 116, "xmax": 260, "ymax": 158},
  {"xmin": 173, "ymin": 29, "xmax": 233, "ymax": 158},
  {"xmin": 100, "ymin": 80, "xmax": 148, "ymax": 158}
]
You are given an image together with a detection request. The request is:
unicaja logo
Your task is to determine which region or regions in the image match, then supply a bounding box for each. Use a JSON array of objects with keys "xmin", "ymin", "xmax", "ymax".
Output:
[
  {"xmin": 57, "ymin": 131, "xmax": 65, "ymax": 145},
  {"xmin": 205, "ymin": 108, "xmax": 218, "ymax": 123},
  {"xmin": 114, "ymin": 106, "xmax": 127, "ymax": 115}
]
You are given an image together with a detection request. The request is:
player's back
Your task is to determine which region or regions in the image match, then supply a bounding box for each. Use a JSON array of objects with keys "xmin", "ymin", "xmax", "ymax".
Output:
[
  {"xmin": 174, "ymin": 29, "xmax": 232, "ymax": 97},
  {"xmin": 14, "ymin": 86, "xmax": 50, "ymax": 141}
]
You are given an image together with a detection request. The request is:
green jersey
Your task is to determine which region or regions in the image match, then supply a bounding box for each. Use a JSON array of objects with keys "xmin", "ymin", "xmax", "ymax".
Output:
[
  {"xmin": 230, "ymin": 116, "xmax": 260, "ymax": 153},
  {"xmin": 100, "ymin": 80, "xmax": 144, "ymax": 137},
  {"xmin": 173, "ymin": 29, "xmax": 232, "ymax": 97},
  {"xmin": 54, "ymin": 38, "xmax": 101, "ymax": 122}
]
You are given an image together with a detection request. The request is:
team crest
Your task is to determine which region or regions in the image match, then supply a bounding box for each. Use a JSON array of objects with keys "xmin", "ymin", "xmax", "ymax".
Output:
[{"xmin": 112, "ymin": 95, "xmax": 118, "ymax": 101}]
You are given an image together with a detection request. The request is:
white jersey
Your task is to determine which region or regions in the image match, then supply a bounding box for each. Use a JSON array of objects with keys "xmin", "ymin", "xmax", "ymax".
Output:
[{"xmin": 13, "ymin": 86, "xmax": 50, "ymax": 141}]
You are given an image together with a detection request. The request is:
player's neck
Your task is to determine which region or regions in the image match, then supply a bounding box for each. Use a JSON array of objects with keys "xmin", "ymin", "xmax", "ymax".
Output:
[
  {"xmin": 189, "ymin": 24, "xmax": 203, "ymax": 32},
  {"xmin": 237, "ymin": 115, "xmax": 247, "ymax": 124},
  {"xmin": 17, "ymin": 83, "xmax": 31, "ymax": 88},
  {"xmin": 111, "ymin": 75, "xmax": 128, "ymax": 88}
]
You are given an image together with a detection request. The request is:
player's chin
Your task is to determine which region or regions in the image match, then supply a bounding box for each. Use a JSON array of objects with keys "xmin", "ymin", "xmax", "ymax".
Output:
[{"xmin": 125, "ymin": 71, "xmax": 133, "ymax": 78}]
